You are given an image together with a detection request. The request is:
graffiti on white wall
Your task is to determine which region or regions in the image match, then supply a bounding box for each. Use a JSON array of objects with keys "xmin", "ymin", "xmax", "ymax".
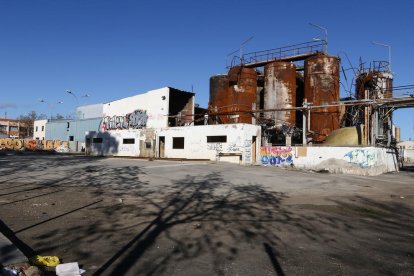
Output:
[
  {"xmin": 102, "ymin": 109, "xmax": 148, "ymax": 131},
  {"xmin": 260, "ymin": 146, "xmax": 293, "ymax": 166},
  {"xmin": 343, "ymin": 149, "xmax": 376, "ymax": 167},
  {"xmin": 244, "ymin": 140, "xmax": 252, "ymax": 164},
  {"xmin": 207, "ymin": 143, "xmax": 223, "ymax": 152}
]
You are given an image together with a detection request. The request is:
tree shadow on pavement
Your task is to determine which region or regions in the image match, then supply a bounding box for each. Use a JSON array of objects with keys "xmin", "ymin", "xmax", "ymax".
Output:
[
  {"xmin": 2, "ymin": 155, "xmax": 413, "ymax": 275},
  {"xmin": 91, "ymin": 173, "xmax": 309, "ymax": 275}
]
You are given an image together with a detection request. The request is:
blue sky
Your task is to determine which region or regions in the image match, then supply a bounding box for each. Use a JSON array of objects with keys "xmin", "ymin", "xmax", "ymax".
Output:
[{"xmin": 0, "ymin": 0, "xmax": 413, "ymax": 140}]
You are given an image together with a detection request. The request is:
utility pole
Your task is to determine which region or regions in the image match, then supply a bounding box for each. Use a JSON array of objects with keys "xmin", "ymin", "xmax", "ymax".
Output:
[
  {"xmin": 372, "ymin": 41, "xmax": 391, "ymax": 72},
  {"xmin": 309, "ymin": 23, "xmax": 328, "ymax": 53}
]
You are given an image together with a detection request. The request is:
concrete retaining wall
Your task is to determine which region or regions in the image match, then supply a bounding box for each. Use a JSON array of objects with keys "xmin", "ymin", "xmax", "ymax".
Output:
[{"xmin": 259, "ymin": 146, "xmax": 398, "ymax": 176}]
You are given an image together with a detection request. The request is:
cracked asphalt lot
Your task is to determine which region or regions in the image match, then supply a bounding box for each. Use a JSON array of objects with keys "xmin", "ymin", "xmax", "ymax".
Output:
[{"xmin": 0, "ymin": 154, "xmax": 413, "ymax": 275}]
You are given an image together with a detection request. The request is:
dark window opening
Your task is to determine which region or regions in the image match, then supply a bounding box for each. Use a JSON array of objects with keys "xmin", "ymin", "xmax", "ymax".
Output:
[
  {"xmin": 41, "ymin": 126, "xmax": 44, "ymax": 131},
  {"xmin": 123, "ymin": 138, "xmax": 135, "ymax": 144},
  {"xmin": 92, "ymin": 138, "xmax": 103, "ymax": 143},
  {"xmin": 69, "ymin": 136, "xmax": 74, "ymax": 141},
  {"xmin": 172, "ymin": 137, "xmax": 185, "ymax": 149},
  {"xmin": 207, "ymin": 135, "xmax": 227, "ymax": 143},
  {"xmin": 168, "ymin": 88, "xmax": 194, "ymax": 127},
  {"xmin": 35, "ymin": 126, "xmax": 38, "ymax": 132},
  {"xmin": 145, "ymin": 141, "xmax": 152, "ymax": 149}
]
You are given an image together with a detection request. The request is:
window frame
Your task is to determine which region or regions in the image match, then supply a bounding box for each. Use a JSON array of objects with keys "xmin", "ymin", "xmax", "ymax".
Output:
[
  {"xmin": 123, "ymin": 138, "xmax": 135, "ymax": 144},
  {"xmin": 207, "ymin": 135, "xmax": 227, "ymax": 143},
  {"xmin": 172, "ymin": 137, "xmax": 185, "ymax": 149},
  {"xmin": 92, "ymin": 138, "xmax": 103, "ymax": 143}
]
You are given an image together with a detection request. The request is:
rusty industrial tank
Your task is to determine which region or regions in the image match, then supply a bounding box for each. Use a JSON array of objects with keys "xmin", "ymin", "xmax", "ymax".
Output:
[
  {"xmin": 304, "ymin": 53, "xmax": 340, "ymax": 142},
  {"xmin": 257, "ymin": 75, "xmax": 264, "ymax": 110},
  {"xmin": 355, "ymin": 70, "xmax": 393, "ymax": 144},
  {"xmin": 209, "ymin": 74, "xmax": 231, "ymax": 124},
  {"xmin": 296, "ymin": 72, "xmax": 305, "ymax": 128},
  {"xmin": 227, "ymin": 66, "xmax": 257, "ymax": 123},
  {"xmin": 264, "ymin": 61, "xmax": 296, "ymax": 127},
  {"xmin": 355, "ymin": 72, "xmax": 393, "ymax": 100}
]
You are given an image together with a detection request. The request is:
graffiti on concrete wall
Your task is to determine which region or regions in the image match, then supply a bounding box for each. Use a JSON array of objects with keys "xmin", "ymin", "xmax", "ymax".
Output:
[
  {"xmin": 0, "ymin": 138, "xmax": 69, "ymax": 152},
  {"xmin": 343, "ymin": 149, "xmax": 376, "ymax": 167},
  {"xmin": 102, "ymin": 109, "xmax": 148, "ymax": 131},
  {"xmin": 226, "ymin": 143, "xmax": 241, "ymax": 152},
  {"xmin": 260, "ymin": 146, "xmax": 294, "ymax": 166},
  {"xmin": 207, "ymin": 143, "xmax": 223, "ymax": 152},
  {"xmin": 244, "ymin": 139, "xmax": 252, "ymax": 164}
]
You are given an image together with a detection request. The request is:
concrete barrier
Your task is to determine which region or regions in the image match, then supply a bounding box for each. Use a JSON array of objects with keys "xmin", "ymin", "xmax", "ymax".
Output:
[
  {"xmin": 0, "ymin": 139, "xmax": 69, "ymax": 152},
  {"xmin": 259, "ymin": 146, "xmax": 398, "ymax": 176}
]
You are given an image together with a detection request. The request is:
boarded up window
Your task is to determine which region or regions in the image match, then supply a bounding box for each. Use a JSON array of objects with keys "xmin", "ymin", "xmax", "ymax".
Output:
[
  {"xmin": 207, "ymin": 136, "xmax": 227, "ymax": 143},
  {"xmin": 172, "ymin": 137, "xmax": 184, "ymax": 149},
  {"xmin": 92, "ymin": 138, "xmax": 103, "ymax": 143},
  {"xmin": 123, "ymin": 138, "xmax": 135, "ymax": 144}
]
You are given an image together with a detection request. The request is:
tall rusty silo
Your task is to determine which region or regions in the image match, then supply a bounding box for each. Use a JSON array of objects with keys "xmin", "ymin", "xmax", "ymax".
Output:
[
  {"xmin": 257, "ymin": 74, "xmax": 265, "ymax": 110},
  {"xmin": 264, "ymin": 61, "xmax": 296, "ymax": 127},
  {"xmin": 209, "ymin": 74, "xmax": 231, "ymax": 124},
  {"xmin": 304, "ymin": 53, "xmax": 340, "ymax": 142},
  {"xmin": 295, "ymin": 71, "xmax": 305, "ymax": 128},
  {"xmin": 228, "ymin": 66, "xmax": 257, "ymax": 123},
  {"xmin": 355, "ymin": 70, "xmax": 393, "ymax": 144}
]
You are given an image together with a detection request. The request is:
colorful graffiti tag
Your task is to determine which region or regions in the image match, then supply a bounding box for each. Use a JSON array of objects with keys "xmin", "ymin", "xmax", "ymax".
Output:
[
  {"xmin": 343, "ymin": 149, "xmax": 376, "ymax": 167},
  {"xmin": 102, "ymin": 109, "xmax": 148, "ymax": 131},
  {"xmin": 0, "ymin": 138, "xmax": 69, "ymax": 152},
  {"xmin": 260, "ymin": 146, "xmax": 294, "ymax": 166}
]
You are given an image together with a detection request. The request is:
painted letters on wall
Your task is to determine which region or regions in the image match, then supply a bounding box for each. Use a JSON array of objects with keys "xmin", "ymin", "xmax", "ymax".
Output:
[
  {"xmin": 343, "ymin": 149, "xmax": 376, "ymax": 167},
  {"xmin": 260, "ymin": 146, "xmax": 294, "ymax": 166},
  {"xmin": 102, "ymin": 109, "xmax": 148, "ymax": 131},
  {"xmin": 0, "ymin": 138, "xmax": 69, "ymax": 152}
]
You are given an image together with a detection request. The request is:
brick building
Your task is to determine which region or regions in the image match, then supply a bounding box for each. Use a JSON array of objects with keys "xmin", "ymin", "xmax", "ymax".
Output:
[{"xmin": 0, "ymin": 118, "xmax": 29, "ymax": 138}]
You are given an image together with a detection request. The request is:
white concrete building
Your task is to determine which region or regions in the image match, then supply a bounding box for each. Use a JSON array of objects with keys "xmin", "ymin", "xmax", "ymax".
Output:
[
  {"xmin": 398, "ymin": 140, "xmax": 414, "ymax": 164},
  {"xmin": 33, "ymin": 119, "xmax": 48, "ymax": 140},
  {"xmin": 86, "ymin": 124, "xmax": 261, "ymax": 165},
  {"xmin": 157, "ymin": 124, "xmax": 260, "ymax": 164},
  {"xmin": 102, "ymin": 87, "xmax": 195, "ymax": 130}
]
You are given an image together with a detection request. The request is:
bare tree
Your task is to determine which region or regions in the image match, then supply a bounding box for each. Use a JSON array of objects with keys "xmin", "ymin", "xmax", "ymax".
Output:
[
  {"xmin": 51, "ymin": 113, "xmax": 65, "ymax": 120},
  {"xmin": 18, "ymin": 111, "xmax": 47, "ymax": 137}
]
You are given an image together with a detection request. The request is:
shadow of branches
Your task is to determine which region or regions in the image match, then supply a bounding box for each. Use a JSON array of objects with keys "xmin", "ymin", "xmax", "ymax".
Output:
[{"xmin": 1, "ymin": 155, "xmax": 413, "ymax": 275}]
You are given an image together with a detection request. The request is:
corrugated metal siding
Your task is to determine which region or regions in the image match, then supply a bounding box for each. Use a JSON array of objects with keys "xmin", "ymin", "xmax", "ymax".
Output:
[
  {"xmin": 46, "ymin": 118, "xmax": 101, "ymax": 142},
  {"xmin": 45, "ymin": 120, "xmax": 69, "ymax": 141}
]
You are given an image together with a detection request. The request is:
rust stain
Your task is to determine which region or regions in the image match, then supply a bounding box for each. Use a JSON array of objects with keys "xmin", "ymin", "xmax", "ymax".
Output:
[
  {"xmin": 304, "ymin": 53, "xmax": 340, "ymax": 142},
  {"xmin": 264, "ymin": 61, "xmax": 296, "ymax": 127}
]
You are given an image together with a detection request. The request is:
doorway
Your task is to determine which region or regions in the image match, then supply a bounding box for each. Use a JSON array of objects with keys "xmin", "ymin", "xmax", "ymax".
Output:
[
  {"xmin": 159, "ymin": 136, "xmax": 165, "ymax": 158},
  {"xmin": 252, "ymin": 136, "xmax": 257, "ymax": 162}
]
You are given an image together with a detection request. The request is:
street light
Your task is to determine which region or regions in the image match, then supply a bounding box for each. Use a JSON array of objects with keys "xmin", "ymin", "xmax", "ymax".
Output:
[
  {"xmin": 372, "ymin": 41, "xmax": 391, "ymax": 72},
  {"xmin": 226, "ymin": 48, "xmax": 239, "ymax": 68},
  {"xmin": 309, "ymin": 23, "xmax": 328, "ymax": 53},
  {"xmin": 66, "ymin": 90, "xmax": 79, "ymax": 106},
  {"xmin": 39, "ymin": 99, "xmax": 64, "ymax": 119},
  {"xmin": 240, "ymin": 36, "xmax": 254, "ymax": 63}
]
